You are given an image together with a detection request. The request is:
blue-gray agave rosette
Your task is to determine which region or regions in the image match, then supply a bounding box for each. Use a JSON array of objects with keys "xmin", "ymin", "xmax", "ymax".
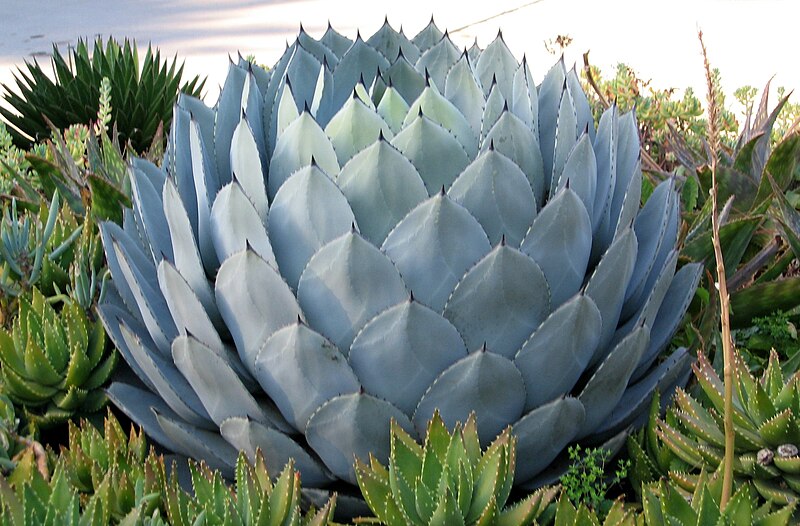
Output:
[{"xmin": 98, "ymin": 20, "xmax": 701, "ymax": 498}]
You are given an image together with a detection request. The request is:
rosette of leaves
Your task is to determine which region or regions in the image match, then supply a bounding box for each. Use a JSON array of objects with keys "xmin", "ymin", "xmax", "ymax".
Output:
[
  {"xmin": 547, "ymin": 494, "xmax": 641, "ymax": 526},
  {"xmin": 0, "ymin": 287, "xmax": 116, "ymax": 428},
  {"xmin": 0, "ymin": 37, "xmax": 205, "ymax": 152},
  {"xmin": 657, "ymin": 350, "xmax": 800, "ymax": 504},
  {"xmin": 98, "ymin": 20, "xmax": 701, "ymax": 508},
  {"xmin": 354, "ymin": 411, "xmax": 556, "ymax": 525}
]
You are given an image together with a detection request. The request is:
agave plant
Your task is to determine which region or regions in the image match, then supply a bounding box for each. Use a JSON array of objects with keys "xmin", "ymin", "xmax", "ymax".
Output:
[
  {"xmin": 657, "ymin": 350, "xmax": 800, "ymax": 505},
  {"xmin": 98, "ymin": 21, "xmax": 701, "ymax": 508},
  {"xmin": 0, "ymin": 288, "xmax": 116, "ymax": 428}
]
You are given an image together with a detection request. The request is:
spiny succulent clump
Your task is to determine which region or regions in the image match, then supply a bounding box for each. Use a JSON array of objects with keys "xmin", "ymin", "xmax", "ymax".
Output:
[{"xmin": 97, "ymin": 19, "xmax": 701, "ymax": 511}]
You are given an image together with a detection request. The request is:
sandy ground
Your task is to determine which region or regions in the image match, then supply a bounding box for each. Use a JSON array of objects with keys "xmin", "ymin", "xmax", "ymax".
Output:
[{"xmin": 0, "ymin": 0, "xmax": 798, "ymax": 108}]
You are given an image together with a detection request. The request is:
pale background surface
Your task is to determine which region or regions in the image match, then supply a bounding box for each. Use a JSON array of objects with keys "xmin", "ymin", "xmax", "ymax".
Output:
[{"xmin": 0, "ymin": 0, "xmax": 797, "ymax": 111}]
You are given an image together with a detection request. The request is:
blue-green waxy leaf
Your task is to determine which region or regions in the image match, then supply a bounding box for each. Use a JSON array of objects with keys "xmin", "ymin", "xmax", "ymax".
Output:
[
  {"xmin": 537, "ymin": 58, "xmax": 566, "ymax": 188},
  {"xmin": 190, "ymin": 117, "xmax": 220, "ymax": 274},
  {"xmin": 306, "ymin": 392, "xmax": 416, "ymax": 484},
  {"xmin": 514, "ymin": 295, "xmax": 602, "ymax": 411},
  {"xmin": 591, "ymin": 105, "xmax": 618, "ymax": 234},
  {"xmin": 412, "ymin": 18, "xmax": 444, "ymax": 51},
  {"xmin": 552, "ymin": 88, "xmax": 578, "ymax": 196},
  {"xmin": 337, "ymin": 139, "xmax": 427, "ymax": 245},
  {"xmin": 173, "ymin": 335, "xmax": 290, "ymax": 432},
  {"xmin": 254, "ymin": 322, "xmax": 360, "ymax": 431},
  {"xmin": 285, "ymin": 43, "xmax": 322, "ymax": 112},
  {"xmin": 320, "ymin": 23, "xmax": 353, "ymax": 58},
  {"xmin": 241, "ymin": 71, "xmax": 266, "ymax": 167},
  {"xmin": 350, "ymin": 300, "xmax": 468, "ymax": 415},
  {"xmin": 214, "ymin": 62, "xmax": 247, "ymax": 186},
  {"xmin": 220, "ymin": 417, "xmax": 334, "ymax": 487},
  {"xmin": 552, "ymin": 133, "xmax": 597, "ymax": 219},
  {"xmin": 520, "ymin": 188, "xmax": 591, "ymax": 307},
  {"xmin": 577, "ymin": 326, "xmax": 649, "ymax": 438},
  {"xmin": 297, "ymin": 26, "xmax": 340, "ymax": 68},
  {"xmin": 475, "ymin": 32, "xmax": 517, "ymax": 100},
  {"xmin": 390, "ymin": 114, "xmax": 470, "ymax": 195},
  {"xmin": 98, "ymin": 290, "xmax": 155, "ymax": 393},
  {"xmin": 210, "ymin": 182, "xmax": 276, "ymax": 266},
  {"xmin": 298, "ymin": 232, "xmax": 408, "ymax": 353},
  {"xmin": 406, "ymin": 84, "xmax": 478, "ymax": 158},
  {"xmin": 585, "ymin": 228, "xmax": 638, "ymax": 363},
  {"xmin": 155, "ymin": 409, "xmax": 239, "ymax": 476},
  {"xmin": 382, "ymin": 194, "xmax": 491, "ymax": 312},
  {"xmin": 215, "ymin": 250, "xmax": 302, "ymax": 372},
  {"xmin": 483, "ymin": 111, "xmax": 545, "ymax": 208},
  {"xmin": 513, "ymin": 397, "xmax": 585, "ymax": 483},
  {"xmin": 444, "ymin": 54, "xmax": 484, "ymax": 135},
  {"xmin": 269, "ymin": 112, "xmax": 340, "ymax": 199},
  {"xmin": 106, "ymin": 382, "xmax": 187, "ymax": 454},
  {"xmin": 367, "ymin": 19, "xmax": 420, "ymax": 63},
  {"xmin": 481, "ymin": 81, "xmax": 506, "ymax": 141},
  {"xmin": 331, "ymin": 36, "xmax": 390, "ymax": 113},
  {"xmin": 444, "ymin": 244, "xmax": 550, "ymax": 358},
  {"xmin": 566, "ymin": 67, "xmax": 594, "ymax": 142},
  {"xmin": 414, "ymin": 35, "xmax": 460, "ymax": 91},
  {"xmin": 162, "ymin": 178, "xmax": 216, "ymax": 320},
  {"xmin": 230, "ymin": 118, "xmax": 268, "ymax": 222},
  {"xmin": 383, "ymin": 53, "xmax": 425, "ymax": 105},
  {"xmin": 413, "ymin": 350, "xmax": 525, "ymax": 445},
  {"xmin": 310, "ymin": 61, "xmax": 335, "ymax": 125},
  {"xmin": 118, "ymin": 323, "xmax": 212, "ymax": 428},
  {"xmin": 376, "ymin": 86, "xmax": 411, "ymax": 135},
  {"xmin": 157, "ymin": 260, "xmax": 224, "ymax": 351},
  {"xmin": 268, "ymin": 165, "xmax": 356, "ymax": 289},
  {"xmin": 511, "ymin": 58, "xmax": 538, "ymax": 135},
  {"xmin": 448, "ymin": 149, "xmax": 537, "ymax": 246},
  {"xmin": 130, "ymin": 166, "xmax": 172, "ymax": 264},
  {"xmin": 325, "ymin": 95, "xmax": 393, "ymax": 165}
]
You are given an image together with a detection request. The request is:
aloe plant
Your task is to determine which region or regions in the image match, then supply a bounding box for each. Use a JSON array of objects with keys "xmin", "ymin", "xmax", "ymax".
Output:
[{"xmin": 98, "ymin": 21, "xmax": 701, "ymax": 511}]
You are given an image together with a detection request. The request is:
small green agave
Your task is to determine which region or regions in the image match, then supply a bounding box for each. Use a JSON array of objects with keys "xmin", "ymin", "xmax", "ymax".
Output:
[
  {"xmin": 0, "ymin": 288, "xmax": 116, "ymax": 428},
  {"xmin": 355, "ymin": 411, "xmax": 557, "ymax": 526}
]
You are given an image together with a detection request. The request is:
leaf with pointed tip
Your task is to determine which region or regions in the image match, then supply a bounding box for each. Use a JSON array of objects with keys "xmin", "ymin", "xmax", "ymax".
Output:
[
  {"xmin": 591, "ymin": 105, "xmax": 618, "ymax": 234},
  {"xmin": 155, "ymin": 409, "xmax": 238, "ymax": 477},
  {"xmin": 390, "ymin": 115, "xmax": 470, "ymax": 195},
  {"xmin": 513, "ymin": 397, "xmax": 585, "ymax": 483},
  {"xmin": 566, "ymin": 68, "xmax": 594, "ymax": 142},
  {"xmin": 338, "ymin": 139, "xmax": 427, "ymax": 245},
  {"xmin": 209, "ymin": 182, "xmax": 277, "ymax": 265},
  {"xmin": 367, "ymin": 20, "xmax": 420, "ymax": 63},
  {"xmin": 189, "ymin": 117, "xmax": 220, "ymax": 274},
  {"xmin": 276, "ymin": 81, "xmax": 301, "ymax": 140},
  {"xmin": 377, "ymin": 86, "xmax": 411, "ymax": 134},
  {"xmin": 215, "ymin": 249, "xmax": 302, "ymax": 372},
  {"xmin": 520, "ymin": 188, "xmax": 591, "ymax": 307},
  {"xmin": 268, "ymin": 164, "xmax": 356, "ymax": 289},
  {"xmin": 483, "ymin": 112, "xmax": 545, "ymax": 208},
  {"xmin": 414, "ymin": 36, "xmax": 460, "ymax": 91},
  {"xmin": 382, "ymin": 194, "xmax": 491, "ymax": 312},
  {"xmin": 268, "ymin": 112, "xmax": 339, "ymax": 199},
  {"xmin": 130, "ymin": 165, "xmax": 173, "ymax": 263},
  {"xmin": 350, "ymin": 300, "xmax": 467, "ymax": 415},
  {"xmin": 552, "ymin": 89, "xmax": 578, "ymax": 197},
  {"xmin": 445, "ymin": 55, "xmax": 484, "ymax": 136},
  {"xmin": 578, "ymin": 327, "xmax": 649, "ymax": 438},
  {"xmin": 414, "ymin": 351, "xmax": 524, "ymax": 445},
  {"xmin": 552, "ymin": 133, "xmax": 596, "ymax": 219},
  {"xmin": 515, "ymin": 295, "xmax": 601, "ymax": 411},
  {"xmin": 510, "ymin": 59, "xmax": 538, "ymax": 135},
  {"xmin": 320, "ymin": 24, "xmax": 353, "ymax": 58},
  {"xmin": 406, "ymin": 85, "xmax": 478, "ymax": 157},
  {"xmin": 325, "ymin": 96, "xmax": 393, "ymax": 165},
  {"xmin": 445, "ymin": 244, "xmax": 549, "ymax": 358},
  {"xmin": 481, "ymin": 83, "xmax": 506, "ymax": 141},
  {"xmin": 285, "ymin": 43, "xmax": 322, "ymax": 112},
  {"xmin": 230, "ymin": 118, "xmax": 268, "ymax": 221},
  {"xmin": 214, "ymin": 62, "xmax": 247, "ymax": 185},
  {"xmin": 298, "ymin": 232, "xmax": 407, "ymax": 352},
  {"xmin": 330, "ymin": 37, "xmax": 390, "ymax": 113},
  {"xmin": 537, "ymin": 59, "xmax": 566, "ymax": 186},
  {"xmin": 412, "ymin": 19, "xmax": 444, "ymax": 51},
  {"xmin": 306, "ymin": 392, "xmax": 416, "ymax": 484},
  {"xmin": 448, "ymin": 149, "xmax": 537, "ymax": 246},
  {"xmin": 383, "ymin": 54, "xmax": 425, "ymax": 105},
  {"xmin": 475, "ymin": 34, "xmax": 517, "ymax": 100},
  {"xmin": 105, "ymin": 382, "xmax": 186, "ymax": 454},
  {"xmin": 254, "ymin": 322, "xmax": 360, "ymax": 431}
]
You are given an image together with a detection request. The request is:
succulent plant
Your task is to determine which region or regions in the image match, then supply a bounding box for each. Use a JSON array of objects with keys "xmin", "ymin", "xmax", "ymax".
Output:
[
  {"xmin": 547, "ymin": 494, "xmax": 642, "ymax": 526},
  {"xmin": 0, "ymin": 395, "xmax": 23, "ymax": 475},
  {"xmin": 1, "ymin": 37, "xmax": 205, "ymax": 152},
  {"xmin": 355, "ymin": 411, "xmax": 556, "ymax": 525},
  {"xmin": 0, "ymin": 287, "xmax": 116, "ymax": 428},
  {"xmin": 98, "ymin": 20, "xmax": 701, "ymax": 509},
  {"xmin": 657, "ymin": 350, "xmax": 800, "ymax": 504}
]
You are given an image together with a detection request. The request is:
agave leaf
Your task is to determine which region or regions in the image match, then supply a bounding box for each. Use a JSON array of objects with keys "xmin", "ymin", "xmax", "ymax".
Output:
[
  {"xmin": 406, "ymin": 84, "xmax": 478, "ymax": 158},
  {"xmin": 325, "ymin": 95, "xmax": 393, "ymax": 165},
  {"xmin": 154, "ymin": 409, "xmax": 238, "ymax": 478},
  {"xmin": 213, "ymin": 63, "xmax": 247, "ymax": 185},
  {"xmin": 268, "ymin": 164, "xmax": 356, "ymax": 289},
  {"xmin": 254, "ymin": 322, "xmax": 360, "ymax": 431},
  {"xmin": 514, "ymin": 295, "xmax": 602, "ymax": 410},
  {"xmin": 338, "ymin": 138, "xmax": 427, "ymax": 245},
  {"xmin": 130, "ymin": 165, "xmax": 172, "ymax": 264},
  {"xmin": 330, "ymin": 36, "xmax": 390, "ymax": 114},
  {"xmin": 381, "ymin": 193, "xmax": 491, "ymax": 312},
  {"xmin": 230, "ymin": 118, "xmax": 268, "ymax": 222},
  {"xmin": 376, "ymin": 85, "xmax": 411, "ymax": 134},
  {"xmin": 298, "ymin": 232, "xmax": 407, "ymax": 352},
  {"xmin": 285, "ymin": 43, "xmax": 322, "ymax": 114},
  {"xmin": 551, "ymin": 88, "xmax": 578, "ymax": 194},
  {"xmin": 414, "ymin": 35, "xmax": 460, "ymax": 91},
  {"xmin": 512, "ymin": 397, "xmax": 585, "ymax": 483},
  {"xmin": 448, "ymin": 149, "xmax": 536, "ymax": 246},
  {"xmin": 350, "ymin": 300, "xmax": 467, "ymax": 415},
  {"xmin": 390, "ymin": 113, "xmax": 470, "ymax": 195},
  {"xmin": 209, "ymin": 182, "xmax": 277, "ymax": 265},
  {"xmin": 445, "ymin": 54, "xmax": 484, "ymax": 136},
  {"xmin": 591, "ymin": 105, "xmax": 618, "ymax": 234},
  {"xmin": 521, "ymin": 187, "xmax": 591, "ymax": 306},
  {"xmin": 368, "ymin": 20, "xmax": 420, "ymax": 64},
  {"xmin": 306, "ymin": 392, "xmax": 416, "ymax": 485},
  {"xmin": 215, "ymin": 249, "xmax": 302, "ymax": 372},
  {"xmin": 481, "ymin": 82, "xmax": 506, "ymax": 142},
  {"xmin": 475, "ymin": 33, "xmax": 517, "ymax": 101},
  {"xmin": 444, "ymin": 244, "xmax": 550, "ymax": 358}
]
